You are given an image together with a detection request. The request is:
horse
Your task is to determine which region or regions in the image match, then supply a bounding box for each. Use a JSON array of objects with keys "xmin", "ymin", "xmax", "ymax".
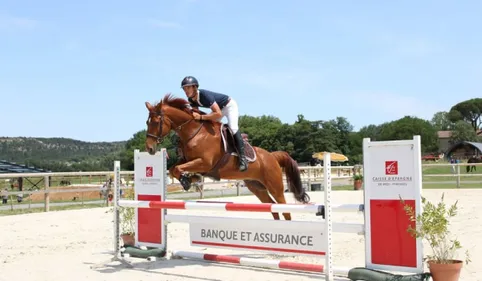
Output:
[
  {"xmin": 144, "ymin": 94, "xmax": 310, "ymax": 220},
  {"xmin": 467, "ymin": 155, "xmax": 482, "ymax": 173}
]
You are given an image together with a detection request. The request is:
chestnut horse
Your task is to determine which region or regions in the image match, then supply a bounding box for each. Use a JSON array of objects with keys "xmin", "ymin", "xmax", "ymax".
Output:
[{"xmin": 144, "ymin": 94, "xmax": 310, "ymax": 220}]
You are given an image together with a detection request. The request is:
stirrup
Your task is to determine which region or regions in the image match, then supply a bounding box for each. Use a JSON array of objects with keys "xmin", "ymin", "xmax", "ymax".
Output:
[{"xmin": 238, "ymin": 158, "xmax": 248, "ymax": 171}]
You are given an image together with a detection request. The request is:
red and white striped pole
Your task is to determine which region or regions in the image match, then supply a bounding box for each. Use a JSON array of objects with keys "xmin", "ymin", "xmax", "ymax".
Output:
[
  {"xmin": 118, "ymin": 199, "xmax": 361, "ymax": 214},
  {"xmin": 172, "ymin": 250, "xmax": 326, "ymax": 273},
  {"xmin": 171, "ymin": 250, "xmax": 351, "ymax": 276}
]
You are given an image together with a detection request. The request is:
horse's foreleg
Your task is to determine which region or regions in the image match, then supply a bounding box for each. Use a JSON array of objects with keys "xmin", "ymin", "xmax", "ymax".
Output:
[
  {"xmin": 172, "ymin": 158, "xmax": 211, "ymax": 191},
  {"xmin": 169, "ymin": 158, "xmax": 186, "ymax": 180}
]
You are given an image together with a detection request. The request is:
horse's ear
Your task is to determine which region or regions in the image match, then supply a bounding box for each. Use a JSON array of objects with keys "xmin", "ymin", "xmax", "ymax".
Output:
[{"xmin": 145, "ymin": 102, "xmax": 154, "ymax": 111}]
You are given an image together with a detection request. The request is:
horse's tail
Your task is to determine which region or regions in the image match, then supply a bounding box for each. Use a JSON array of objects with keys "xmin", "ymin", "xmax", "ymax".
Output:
[{"xmin": 271, "ymin": 151, "xmax": 310, "ymax": 204}]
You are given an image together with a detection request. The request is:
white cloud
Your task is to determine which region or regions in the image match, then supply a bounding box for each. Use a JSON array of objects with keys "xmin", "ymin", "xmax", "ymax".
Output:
[
  {"xmin": 0, "ymin": 13, "xmax": 38, "ymax": 30},
  {"xmin": 147, "ymin": 19, "xmax": 181, "ymax": 29}
]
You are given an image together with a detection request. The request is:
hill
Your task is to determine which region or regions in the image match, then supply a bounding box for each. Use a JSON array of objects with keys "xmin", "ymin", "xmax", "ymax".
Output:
[{"xmin": 0, "ymin": 137, "xmax": 126, "ymax": 172}]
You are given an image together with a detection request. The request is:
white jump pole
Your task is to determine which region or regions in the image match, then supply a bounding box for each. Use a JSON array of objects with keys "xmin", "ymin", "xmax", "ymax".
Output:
[
  {"xmin": 323, "ymin": 152, "xmax": 333, "ymax": 280},
  {"xmin": 113, "ymin": 160, "xmax": 122, "ymax": 259}
]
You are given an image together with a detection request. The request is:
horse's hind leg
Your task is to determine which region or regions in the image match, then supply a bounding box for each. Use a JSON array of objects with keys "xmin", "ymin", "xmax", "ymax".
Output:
[
  {"xmin": 244, "ymin": 180, "xmax": 281, "ymax": 220},
  {"xmin": 260, "ymin": 170, "xmax": 292, "ymax": 221},
  {"xmin": 263, "ymin": 176, "xmax": 291, "ymax": 221}
]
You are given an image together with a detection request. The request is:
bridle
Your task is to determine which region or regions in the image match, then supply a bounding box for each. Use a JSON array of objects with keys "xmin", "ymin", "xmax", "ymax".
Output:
[
  {"xmin": 146, "ymin": 110, "xmax": 167, "ymax": 143},
  {"xmin": 146, "ymin": 108, "xmax": 204, "ymax": 144}
]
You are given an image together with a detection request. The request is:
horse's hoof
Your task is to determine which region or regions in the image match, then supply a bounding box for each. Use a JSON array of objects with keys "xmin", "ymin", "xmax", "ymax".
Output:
[{"xmin": 179, "ymin": 175, "xmax": 191, "ymax": 191}]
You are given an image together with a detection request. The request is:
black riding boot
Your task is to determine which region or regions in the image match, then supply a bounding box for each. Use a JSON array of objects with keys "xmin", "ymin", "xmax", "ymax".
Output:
[{"xmin": 233, "ymin": 131, "xmax": 248, "ymax": 172}]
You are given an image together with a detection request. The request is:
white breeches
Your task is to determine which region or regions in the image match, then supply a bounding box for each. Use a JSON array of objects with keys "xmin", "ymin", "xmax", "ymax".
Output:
[{"xmin": 217, "ymin": 99, "xmax": 239, "ymax": 134}]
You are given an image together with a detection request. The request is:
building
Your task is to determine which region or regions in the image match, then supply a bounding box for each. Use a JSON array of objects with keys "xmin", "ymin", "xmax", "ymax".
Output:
[
  {"xmin": 437, "ymin": 130, "xmax": 482, "ymax": 154},
  {"xmin": 445, "ymin": 141, "xmax": 482, "ymax": 159},
  {"xmin": 437, "ymin": 131, "xmax": 452, "ymax": 153},
  {"xmin": 0, "ymin": 160, "xmax": 51, "ymax": 191}
]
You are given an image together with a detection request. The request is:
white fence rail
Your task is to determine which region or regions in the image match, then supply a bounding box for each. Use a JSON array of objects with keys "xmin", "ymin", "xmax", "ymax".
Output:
[{"xmin": 1, "ymin": 162, "xmax": 481, "ymax": 213}]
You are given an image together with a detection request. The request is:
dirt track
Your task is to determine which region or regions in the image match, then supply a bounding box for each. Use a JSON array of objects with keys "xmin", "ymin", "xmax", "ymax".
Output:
[{"xmin": 0, "ymin": 189, "xmax": 479, "ymax": 281}]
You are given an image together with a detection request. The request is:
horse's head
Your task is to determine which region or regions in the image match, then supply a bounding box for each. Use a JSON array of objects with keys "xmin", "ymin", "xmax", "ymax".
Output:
[
  {"xmin": 144, "ymin": 94, "xmax": 195, "ymax": 155},
  {"xmin": 145, "ymin": 101, "xmax": 170, "ymax": 155}
]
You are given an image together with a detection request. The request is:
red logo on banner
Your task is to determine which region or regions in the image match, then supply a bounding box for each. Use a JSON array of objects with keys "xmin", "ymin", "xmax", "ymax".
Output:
[
  {"xmin": 385, "ymin": 161, "xmax": 398, "ymax": 175},
  {"xmin": 146, "ymin": 166, "xmax": 153, "ymax": 177}
]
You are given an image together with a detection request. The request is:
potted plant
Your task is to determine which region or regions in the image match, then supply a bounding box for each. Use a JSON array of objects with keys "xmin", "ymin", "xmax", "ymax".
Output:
[
  {"xmin": 353, "ymin": 174, "xmax": 363, "ymax": 190},
  {"xmin": 119, "ymin": 187, "xmax": 136, "ymax": 246},
  {"xmin": 402, "ymin": 193, "xmax": 470, "ymax": 281},
  {"xmin": 351, "ymin": 164, "xmax": 363, "ymax": 190}
]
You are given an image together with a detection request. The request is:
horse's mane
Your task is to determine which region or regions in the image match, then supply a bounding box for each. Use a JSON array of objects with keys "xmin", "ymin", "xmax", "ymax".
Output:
[
  {"xmin": 162, "ymin": 93, "xmax": 190, "ymax": 109},
  {"xmin": 156, "ymin": 93, "xmax": 206, "ymax": 115}
]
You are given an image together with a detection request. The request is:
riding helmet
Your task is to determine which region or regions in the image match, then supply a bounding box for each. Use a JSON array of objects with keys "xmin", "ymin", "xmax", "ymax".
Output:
[{"xmin": 181, "ymin": 76, "xmax": 199, "ymax": 88}]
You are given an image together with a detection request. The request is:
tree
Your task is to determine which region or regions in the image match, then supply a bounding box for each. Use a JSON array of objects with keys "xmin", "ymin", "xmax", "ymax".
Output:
[
  {"xmin": 431, "ymin": 111, "xmax": 454, "ymax": 131},
  {"xmin": 7, "ymin": 104, "xmax": 463, "ymax": 172},
  {"xmin": 357, "ymin": 124, "xmax": 383, "ymax": 140},
  {"xmin": 450, "ymin": 120, "xmax": 480, "ymax": 144},
  {"xmin": 239, "ymin": 115, "xmax": 283, "ymax": 152},
  {"xmin": 448, "ymin": 98, "xmax": 482, "ymax": 131},
  {"xmin": 119, "ymin": 130, "xmax": 179, "ymax": 170},
  {"xmin": 347, "ymin": 132, "xmax": 363, "ymax": 164},
  {"xmin": 120, "ymin": 130, "xmax": 147, "ymax": 170},
  {"xmin": 328, "ymin": 117, "xmax": 354, "ymax": 156},
  {"xmin": 378, "ymin": 116, "xmax": 439, "ymax": 153}
]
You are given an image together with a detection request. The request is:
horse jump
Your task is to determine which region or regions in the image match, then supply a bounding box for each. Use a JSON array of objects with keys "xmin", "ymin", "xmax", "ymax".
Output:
[{"xmin": 111, "ymin": 136, "xmax": 425, "ymax": 280}]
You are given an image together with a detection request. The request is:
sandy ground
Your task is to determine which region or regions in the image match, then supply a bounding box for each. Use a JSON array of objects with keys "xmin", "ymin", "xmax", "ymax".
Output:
[{"xmin": 0, "ymin": 189, "xmax": 480, "ymax": 281}]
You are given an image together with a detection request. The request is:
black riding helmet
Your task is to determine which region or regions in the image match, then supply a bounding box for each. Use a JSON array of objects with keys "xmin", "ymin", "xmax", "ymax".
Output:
[{"xmin": 181, "ymin": 76, "xmax": 199, "ymax": 88}]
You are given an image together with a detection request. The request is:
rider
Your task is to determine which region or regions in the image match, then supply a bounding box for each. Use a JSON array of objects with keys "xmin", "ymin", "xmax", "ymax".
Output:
[{"xmin": 180, "ymin": 76, "xmax": 248, "ymax": 172}]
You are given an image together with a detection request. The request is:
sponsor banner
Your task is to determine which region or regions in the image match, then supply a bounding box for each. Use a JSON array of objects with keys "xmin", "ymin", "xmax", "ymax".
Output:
[
  {"xmin": 134, "ymin": 150, "xmax": 164, "ymax": 195},
  {"xmin": 189, "ymin": 217, "xmax": 326, "ymax": 256}
]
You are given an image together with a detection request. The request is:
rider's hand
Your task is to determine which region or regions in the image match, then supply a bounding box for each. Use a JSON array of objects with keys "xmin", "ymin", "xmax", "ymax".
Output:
[{"xmin": 193, "ymin": 112, "xmax": 202, "ymax": 120}]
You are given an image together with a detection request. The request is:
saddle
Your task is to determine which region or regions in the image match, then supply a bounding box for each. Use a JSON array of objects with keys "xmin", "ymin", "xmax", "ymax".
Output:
[
  {"xmin": 221, "ymin": 125, "xmax": 256, "ymax": 161},
  {"xmin": 203, "ymin": 124, "xmax": 257, "ymax": 180}
]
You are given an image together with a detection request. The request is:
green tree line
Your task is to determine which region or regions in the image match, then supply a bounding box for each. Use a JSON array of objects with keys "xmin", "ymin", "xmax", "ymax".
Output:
[
  {"xmin": 119, "ymin": 98, "xmax": 482, "ymax": 170},
  {"xmin": 2, "ymin": 98, "xmax": 481, "ymax": 172}
]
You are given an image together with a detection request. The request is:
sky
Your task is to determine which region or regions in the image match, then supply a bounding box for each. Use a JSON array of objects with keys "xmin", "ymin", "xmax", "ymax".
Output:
[{"xmin": 1, "ymin": 0, "xmax": 481, "ymax": 142}]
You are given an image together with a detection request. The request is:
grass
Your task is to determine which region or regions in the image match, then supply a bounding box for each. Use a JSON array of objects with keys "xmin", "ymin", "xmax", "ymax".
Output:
[
  {"xmin": 0, "ymin": 202, "xmax": 107, "ymax": 216},
  {"xmin": 423, "ymin": 183, "xmax": 482, "ymax": 189},
  {"xmin": 3, "ymin": 175, "xmax": 113, "ymax": 189},
  {"xmin": 8, "ymin": 197, "xmax": 105, "ymax": 205},
  {"xmin": 336, "ymin": 183, "xmax": 481, "ymax": 190},
  {"xmin": 422, "ymin": 162, "xmax": 482, "ymax": 182}
]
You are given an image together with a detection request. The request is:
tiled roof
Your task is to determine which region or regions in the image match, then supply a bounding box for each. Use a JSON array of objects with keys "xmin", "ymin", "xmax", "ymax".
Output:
[
  {"xmin": 438, "ymin": 129, "xmax": 482, "ymax": 138},
  {"xmin": 446, "ymin": 141, "xmax": 482, "ymax": 155},
  {"xmin": 438, "ymin": 131, "xmax": 452, "ymax": 138}
]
